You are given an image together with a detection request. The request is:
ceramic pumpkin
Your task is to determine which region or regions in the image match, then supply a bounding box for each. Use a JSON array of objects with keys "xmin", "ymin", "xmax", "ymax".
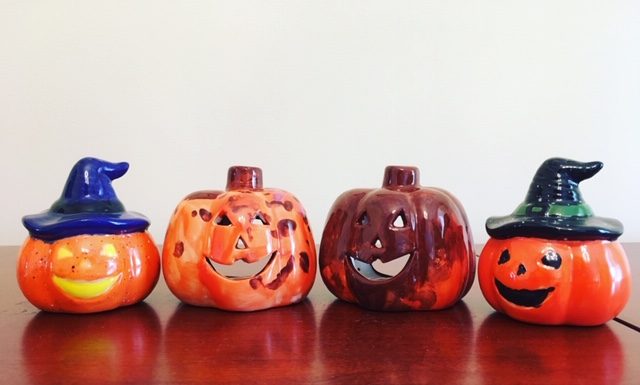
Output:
[
  {"xmin": 319, "ymin": 166, "xmax": 475, "ymax": 311},
  {"xmin": 17, "ymin": 158, "xmax": 161, "ymax": 313},
  {"xmin": 162, "ymin": 166, "xmax": 316, "ymax": 311},
  {"xmin": 478, "ymin": 158, "xmax": 631, "ymax": 326}
]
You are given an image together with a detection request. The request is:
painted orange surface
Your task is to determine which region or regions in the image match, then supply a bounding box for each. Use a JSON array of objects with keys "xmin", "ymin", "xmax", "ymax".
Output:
[
  {"xmin": 162, "ymin": 189, "xmax": 316, "ymax": 311},
  {"xmin": 17, "ymin": 232, "xmax": 160, "ymax": 313},
  {"xmin": 478, "ymin": 237, "xmax": 631, "ymax": 325}
]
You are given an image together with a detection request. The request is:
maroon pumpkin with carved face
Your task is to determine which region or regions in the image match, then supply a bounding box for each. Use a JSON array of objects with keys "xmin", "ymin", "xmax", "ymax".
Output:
[{"xmin": 319, "ymin": 166, "xmax": 476, "ymax": 311}]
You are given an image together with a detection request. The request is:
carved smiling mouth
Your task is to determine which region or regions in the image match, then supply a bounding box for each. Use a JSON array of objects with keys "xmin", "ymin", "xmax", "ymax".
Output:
[
  {"xmin": 206, "ymin": 252, "xmax": 277, "ymax": 279},
  {"xmin": 348, "ymin": 253, "xmax": 412, "ymax": 281},
  {"xmin": 495, "ymin": 279, "xmax": 555, "ymax": 308}
]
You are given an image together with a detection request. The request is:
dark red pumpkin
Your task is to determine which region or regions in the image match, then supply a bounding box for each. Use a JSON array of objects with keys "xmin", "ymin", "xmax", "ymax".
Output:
[{"xmin": 319, "ymin": 166, "xmax": 475, "ymax": 311}]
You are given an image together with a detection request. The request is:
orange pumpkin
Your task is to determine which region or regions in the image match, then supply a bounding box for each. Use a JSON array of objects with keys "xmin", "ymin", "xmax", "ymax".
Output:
[
  {"xmin": 18, "ymin": 233, "xmax": 160, "ymax": 313},
  {"xmin": 479, "ymin": 158, "xmax": 631, "ymax": 325},
  {"xmin": 18, "ymin": 157, "xmax": 161, "ymax": 313},
  {"xmin": 478, "ymin": 237, "xmax": 630, "ymax": 325},
  {"xmin": 162, "ymin": 166, "xmax": 316, "ymax": 311}
]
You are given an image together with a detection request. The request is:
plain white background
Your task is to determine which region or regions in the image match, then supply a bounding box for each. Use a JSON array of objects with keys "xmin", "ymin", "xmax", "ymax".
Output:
[{"xmin": 1, "ymin": 1, "xmax": 639, "ymax": 246}]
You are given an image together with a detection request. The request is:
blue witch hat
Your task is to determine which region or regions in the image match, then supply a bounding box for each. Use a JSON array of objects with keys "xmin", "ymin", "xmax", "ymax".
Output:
[{"xmin": 23, "ymin": 157, "xmax": 150, "ymax": 242}]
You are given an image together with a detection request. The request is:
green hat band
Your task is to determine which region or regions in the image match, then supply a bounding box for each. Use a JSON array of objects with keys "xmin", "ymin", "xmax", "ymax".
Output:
[{"xmin": 513, "ymin": 202, "xmax": 594, "ymax": 217}]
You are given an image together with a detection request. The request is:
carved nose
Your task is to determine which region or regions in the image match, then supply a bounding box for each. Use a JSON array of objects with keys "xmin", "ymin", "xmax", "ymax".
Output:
[
  {"xmin": 372, "ymin": 237, "xmax": 383, "ymax": 249},
  {"xmin": 517, "ymin": 264, "xmax": 527, "ymax": 276},
  {"xmin": 236, "ymin": 237, "xmax": 247, "ymax": 250}
]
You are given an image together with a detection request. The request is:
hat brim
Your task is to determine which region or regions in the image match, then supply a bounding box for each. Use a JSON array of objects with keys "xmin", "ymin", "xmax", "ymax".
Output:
[
  {"xmin": 486, "ymin": 215, "xmax": 623, "ymax": 241},
  {"xmin": 23, "ymin": 211, "xmax": 150, "ymax": 242}
]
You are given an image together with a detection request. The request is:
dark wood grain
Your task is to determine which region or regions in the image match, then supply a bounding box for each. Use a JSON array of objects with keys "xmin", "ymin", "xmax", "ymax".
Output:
[{"xmin": 0, "ymin": 245, "xmax": 638, "ymax": 385}]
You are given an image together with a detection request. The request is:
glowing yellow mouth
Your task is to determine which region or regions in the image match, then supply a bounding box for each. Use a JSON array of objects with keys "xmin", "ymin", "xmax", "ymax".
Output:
[{"xmin": 52, "ymin": 273, "xmax": 122, "ymax": 299}]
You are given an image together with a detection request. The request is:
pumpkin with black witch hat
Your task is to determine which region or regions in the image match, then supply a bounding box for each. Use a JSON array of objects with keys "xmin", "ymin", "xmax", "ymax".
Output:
[{"xmin": 478, "ymin": 158, "xmax": 631, "ymax": 326}]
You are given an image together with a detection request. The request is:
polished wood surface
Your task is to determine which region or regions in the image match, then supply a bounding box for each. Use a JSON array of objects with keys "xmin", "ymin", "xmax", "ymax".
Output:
[{"xmin": 0, "ymin": 245, "xmax": 638, "ymax": 385}]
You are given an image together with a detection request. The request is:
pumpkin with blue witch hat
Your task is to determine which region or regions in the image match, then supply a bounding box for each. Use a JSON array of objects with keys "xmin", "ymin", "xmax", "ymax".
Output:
[
  {"xmin": 478, "ymin": 158, "xmax": 631, "ymax": 326},
  {"xmin": 17, "ymin": 157, "xmax": 160, "ymax": 313}
]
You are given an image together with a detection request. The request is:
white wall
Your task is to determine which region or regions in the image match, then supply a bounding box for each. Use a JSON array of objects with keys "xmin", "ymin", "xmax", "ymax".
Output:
[{"xmin": 2, "ymin": 1, "xmax": 639, "ymax": 246}]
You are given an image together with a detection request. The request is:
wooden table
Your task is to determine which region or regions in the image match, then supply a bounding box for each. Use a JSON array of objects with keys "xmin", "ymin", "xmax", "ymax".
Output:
[{"xmin": 1, "ymin": 244, "xmax": 638, "ymax": 385}]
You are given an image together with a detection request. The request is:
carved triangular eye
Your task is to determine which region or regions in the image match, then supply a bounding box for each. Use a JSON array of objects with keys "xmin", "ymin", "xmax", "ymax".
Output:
[
  {"xmin": 251, "ymin": 213, "xmax": 269, "ymax": 225},
  {"xmin": 215, "ymin": 214, "xmax": 232, "ymax": 226},
  {"xmin": 392, "ymin": 211, "xmax": 406, "ymax": 228},
  {"xmin": 357, "ymin": 212, "xmax": 369, "ymax": 225}
]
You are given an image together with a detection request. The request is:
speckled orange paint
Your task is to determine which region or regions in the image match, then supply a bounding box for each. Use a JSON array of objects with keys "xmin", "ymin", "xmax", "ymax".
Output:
[
  {"xmin": 162, "ymin": 167, "xmax": 316, "ymax": 311},
  {"xmin": 17, "ymin": 232, "xmax": 160, "ymax": 313}
]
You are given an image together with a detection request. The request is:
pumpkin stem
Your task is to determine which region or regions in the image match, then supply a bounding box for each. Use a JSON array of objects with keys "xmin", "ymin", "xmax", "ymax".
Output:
[
  {"xmin": 382, "ymin": 166, "xmax": 420, "ymax": 189},
  {"xmin": 227, "ymin": 166, "xmax": 263, "ymax": 190}
]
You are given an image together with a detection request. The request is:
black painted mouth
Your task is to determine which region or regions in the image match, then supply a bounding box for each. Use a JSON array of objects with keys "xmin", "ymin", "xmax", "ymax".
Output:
[
  {"xmin": 495, "ymin": 279, "xmax": 555, "ymax": 308},
  {"xmin": 348, "ymin": 253, "xmax": 412, "ymax": 281},
  {"xmin": 206, "ymin": 251, "xmax": 277, "ymax": 279}
]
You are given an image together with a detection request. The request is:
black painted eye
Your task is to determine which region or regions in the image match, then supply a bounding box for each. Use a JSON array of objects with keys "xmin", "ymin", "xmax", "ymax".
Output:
[
  {"xmin": 541, "ymin": 250, "xmax": 562, "ymax": 269},
  {"xmin": 391, "ymin": 211, "xmax": 406, "ymax": 228},
  {"xmin": 357, "ymin": 212, "xmax": 369, "ymax": 226},
  {"xmin": 215, "ymin": 214, "xmax": 232, "ymax": 226},
  {"xmin": 498, "ymin": 249, "xmax": 510, "ymax": 265}
]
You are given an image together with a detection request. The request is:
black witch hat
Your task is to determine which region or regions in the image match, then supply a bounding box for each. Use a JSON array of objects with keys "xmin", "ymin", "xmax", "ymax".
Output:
[{"xmin": 486, "ymin": 158, "xmax": 623, "ymax": 240}]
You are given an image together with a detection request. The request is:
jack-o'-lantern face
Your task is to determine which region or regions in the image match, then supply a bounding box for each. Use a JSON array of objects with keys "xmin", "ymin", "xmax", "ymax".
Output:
[
  {"xmin": 320, "ymin": 166, "xmax": 476, "ymax": 311},
  {"xmin": 202, "ymin": 195, "xmax": 279, "ymax": 280},
  {"xmin": 478, "ymin": 237, "xmax": 631, "ymax": 325},
  {"xmin": 196, "ymin": 192, "xmax": 308, "ymax": 293},
  {"xmin": 17, "ymin": 233, "xmax": 161, "ymax": 313},
  {"xmin": 162, "ymin": 166, "xmax": 316, "ymax": 311},
  {"xmin": 491, "ymin": 246, "xmax": 566, "ymax": 308},
  {"xmin": 346, "ymin": 193, "xmax": 417, "ymax": 282},
  {"xmin": 50, "ymin": 240, "xmax": 125, "ymax": 299}
]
